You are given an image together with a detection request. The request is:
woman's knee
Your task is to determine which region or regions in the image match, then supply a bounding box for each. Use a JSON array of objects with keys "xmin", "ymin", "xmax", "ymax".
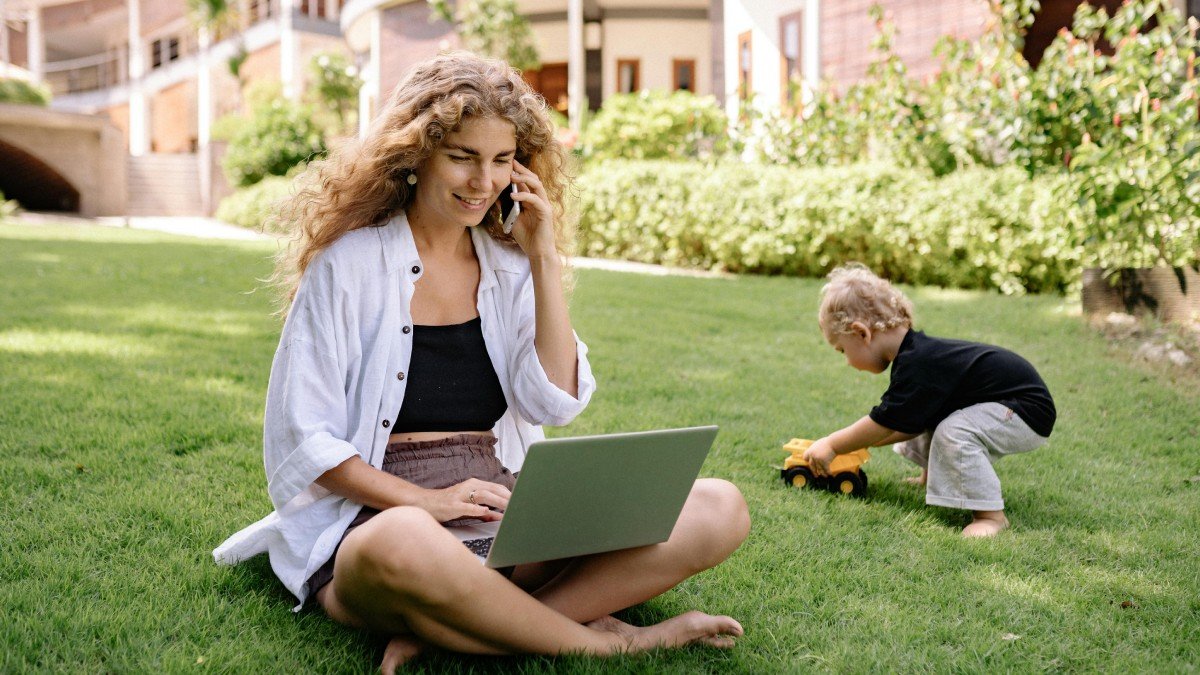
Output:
[
  {"xmin": 338, "ymin": 507, "xmax": 465, "ymax": 601},
  {"xmin": 685, "ymin": 479, "xmax": 751, "ymax": 553}
]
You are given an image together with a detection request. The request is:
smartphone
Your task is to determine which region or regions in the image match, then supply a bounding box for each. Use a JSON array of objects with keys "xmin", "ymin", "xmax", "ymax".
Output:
[{"xmin": 499, "ymin": 183, "xmax": 520, "ymax": 234}]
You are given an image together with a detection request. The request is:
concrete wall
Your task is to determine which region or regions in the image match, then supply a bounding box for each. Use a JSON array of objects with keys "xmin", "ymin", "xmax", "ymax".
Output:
[
  {"xmin": 0, "ymin": 103, "xmax": 126, "ymax": 216},
  {"xmin": 599, "ymin": 18, "xmax": 711, "ymax": 97},
  {"xmin": 722, "ymin": 0, "xmax": 808, "ymax": 114}
]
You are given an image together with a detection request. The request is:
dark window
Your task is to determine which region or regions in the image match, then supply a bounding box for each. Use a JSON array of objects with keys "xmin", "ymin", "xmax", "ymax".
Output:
[
  {"xmin": 673, "ymin": 59, "xmax": 695, "ymax": 92},
  {"xmin": 168, "ymin": 37, "xmax": 180, "ymax": 61},
  {"xmin": 617, "ymin": 59, "xmax": 640, "ymax": 94},
  {"xmin": 737, "ymin": 31, "xmax": 752, "ymax": 101},
  {"xmin": 151, "ymin": 39, "xmax": 163, "ymax": 69}
]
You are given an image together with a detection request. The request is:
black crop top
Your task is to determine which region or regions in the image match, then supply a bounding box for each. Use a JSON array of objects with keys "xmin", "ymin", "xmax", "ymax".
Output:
[{"xmin": 392, "ymin": 317, "xmax": 509, "ymax": 433}]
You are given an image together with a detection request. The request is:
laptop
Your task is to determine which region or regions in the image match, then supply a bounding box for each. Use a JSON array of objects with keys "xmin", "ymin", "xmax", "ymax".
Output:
[{"xmin": 448, "ymin": 426, "xmax": 718, "ymax": 569}]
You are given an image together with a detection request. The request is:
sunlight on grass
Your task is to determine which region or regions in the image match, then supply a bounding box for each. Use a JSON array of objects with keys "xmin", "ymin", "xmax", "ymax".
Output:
[
  {"xmin": 973, "ymin": 567, "xmax": 1057, "ymax": 604},
  {"xmin": 0, "ymin": 328, "xmax": 159, "ymax": 357},
  {"xmin": 22, "ymin": 252, "xmax": 62, "ymax": 264},
  {"xmin": 59, "ymin": 303, "xmax": 265, "ymax": 337}
]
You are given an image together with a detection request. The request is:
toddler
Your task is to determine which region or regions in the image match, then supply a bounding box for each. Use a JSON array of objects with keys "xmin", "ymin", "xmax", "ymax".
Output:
[{"xmin": 803, "ymin": 264, "xmax": 1056, "ymax": 537}]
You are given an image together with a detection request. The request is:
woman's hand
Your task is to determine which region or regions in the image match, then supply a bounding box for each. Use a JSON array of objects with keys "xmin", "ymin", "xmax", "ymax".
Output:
[
  {"xmin": 506, "ymin": 159, "xmax": 557, "ymax": 260},
  {"xmin": 415, "ymin": 478, "xmax": 512, "ymax": 523}
]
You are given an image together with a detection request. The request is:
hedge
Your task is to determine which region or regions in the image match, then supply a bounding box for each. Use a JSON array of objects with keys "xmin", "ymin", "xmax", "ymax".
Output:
[
  {"xmin": 214, "ymin": 174, "xmax": 293, "ymax": 233},
  {"xmin": 575, "ymin": 160, "xmax": 1080, "ymax": 295}
]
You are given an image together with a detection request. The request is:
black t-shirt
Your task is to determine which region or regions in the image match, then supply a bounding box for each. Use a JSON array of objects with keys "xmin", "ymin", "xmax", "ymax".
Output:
[{"xmin": 869, "ymin": 330, "xmax": 1056, "ymax": 437}]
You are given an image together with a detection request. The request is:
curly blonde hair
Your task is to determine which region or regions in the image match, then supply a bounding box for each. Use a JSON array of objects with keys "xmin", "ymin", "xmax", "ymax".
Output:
[
  {"xmin": 818, "ymin": 263, "xmax": 914, "ymax": 336},
  {"xmin": 270, "ymin": 51, "xmax": 571, "ymax": 309}
]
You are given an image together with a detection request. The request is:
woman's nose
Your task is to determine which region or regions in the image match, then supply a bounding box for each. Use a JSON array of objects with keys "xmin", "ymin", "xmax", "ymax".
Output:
[{"xmin": 469, "ymin": 165, "xmax": 497, "ymax": 191}]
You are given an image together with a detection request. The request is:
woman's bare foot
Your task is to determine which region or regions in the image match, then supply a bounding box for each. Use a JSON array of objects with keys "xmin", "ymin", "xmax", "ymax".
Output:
[
  {"xmin": 962, "ymin": 511, "xmax": 1009, "ymax": 538},
  {"xmin": 379, "ymin": 633, "xmax": 426, "ymax": 674},
  {"xmin": 587, "ymin": 612, "xmax": 742, "ymax": 652},
  {"xmin": 903, "ymin": 468, "xmax": 928, "ymax": 486}
]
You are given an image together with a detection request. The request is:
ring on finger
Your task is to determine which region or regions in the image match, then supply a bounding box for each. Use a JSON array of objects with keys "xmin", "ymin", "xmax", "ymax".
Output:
[{"xmin": 468, "ymin": 490, "xmax": 476, "ymax": 505}]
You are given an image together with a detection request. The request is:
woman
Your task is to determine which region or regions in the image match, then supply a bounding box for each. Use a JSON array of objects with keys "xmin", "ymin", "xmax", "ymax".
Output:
[{"xmin": 214, "ymin": 52, "xmax": 750, "ymax": 670}]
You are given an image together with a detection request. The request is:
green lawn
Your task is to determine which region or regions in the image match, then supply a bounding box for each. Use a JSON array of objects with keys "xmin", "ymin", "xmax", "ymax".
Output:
[{"xmin": 1, "ymin": 222, "xmax": 1197, "ymax": 673}]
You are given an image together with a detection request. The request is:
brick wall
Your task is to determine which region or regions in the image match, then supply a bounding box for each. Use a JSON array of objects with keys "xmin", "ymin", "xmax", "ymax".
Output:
[
  {"xmin": 820, "ymin": 0, "xmax": 988, "ymax": 87},
  {"xmin": 101, "ymin": 102, "xmax": 130, "ymax": 147},
  {"xmin": 6, "ymin": 21, "xmax": 29, "ymax": 68},
  {"xmin": 140, "ymin": 0, "xmax": 187, "ymax": 38},
  {"xmin": 151, "ymin": 80, "xmax": 195, "ymax": 153},
  {"xmin": 378, "ymin": 1, "xmax": 458, "ymax": 100},
  {"xmin": 43, "ymin": 0, "xmax": 125, "ymax": 31}
]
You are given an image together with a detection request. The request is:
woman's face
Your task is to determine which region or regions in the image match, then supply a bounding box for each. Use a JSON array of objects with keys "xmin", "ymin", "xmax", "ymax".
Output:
[{"xmin": 411, "ymin": 115, "xmax": 518, "ymax": 229}]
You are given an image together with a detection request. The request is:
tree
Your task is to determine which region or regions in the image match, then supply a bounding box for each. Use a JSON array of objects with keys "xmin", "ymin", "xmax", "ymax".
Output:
[{"xmin": 427, "ymin": 0, "xmax": 540, "ymax": 71}]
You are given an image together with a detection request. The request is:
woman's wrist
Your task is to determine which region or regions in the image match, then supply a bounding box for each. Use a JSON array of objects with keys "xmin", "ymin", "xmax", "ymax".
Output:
[{"xmin": 527, "ymin": 251, "xmax": 562, "ymax": 272}]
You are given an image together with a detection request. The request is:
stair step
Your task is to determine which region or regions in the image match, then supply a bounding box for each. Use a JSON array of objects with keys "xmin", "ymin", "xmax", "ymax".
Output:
[{"xmin": 127, "ymin": 153, "xmax": 203, "ymax": 216}]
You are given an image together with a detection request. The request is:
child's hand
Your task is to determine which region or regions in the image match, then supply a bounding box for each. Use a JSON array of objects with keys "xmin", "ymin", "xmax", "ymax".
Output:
[{"xmin": 803, "ymin": 438, "xmax": 837, "ymax": 477}]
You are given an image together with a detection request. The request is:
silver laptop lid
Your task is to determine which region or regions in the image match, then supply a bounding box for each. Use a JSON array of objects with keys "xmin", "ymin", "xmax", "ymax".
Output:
[{"xmin": 482, "ymin": 426, "xmax": 718, "ymax": 569}]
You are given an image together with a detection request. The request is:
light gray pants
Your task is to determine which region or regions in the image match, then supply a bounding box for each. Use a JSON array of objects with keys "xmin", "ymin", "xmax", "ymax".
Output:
[{"xmin": 893, "ymin": 402, "xmax": 1047, "ymax": 511}]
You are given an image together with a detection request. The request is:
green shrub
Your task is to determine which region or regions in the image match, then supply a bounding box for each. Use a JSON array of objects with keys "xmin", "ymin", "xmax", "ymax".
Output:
[
  {"xmin": 0, "ymin": 78, "xmax": 50, "ymax": 106},
  {"xmin": 218, "ymin": 96, "xmax": 326, "ymax": 187},
  {"xmin": 580, "ymin": 90, "xmax": 727, "ymax": 161},
  {"xmin": 214, "ymin": 174, "xmax": 294, "ymax": 232},
  {"xmin": 575, "ymin": 160, "xmax": 1080, "ymax": 294},
  {"xmin": 0, "ymin": 190, "xmax": 18, "ymax": 221}
]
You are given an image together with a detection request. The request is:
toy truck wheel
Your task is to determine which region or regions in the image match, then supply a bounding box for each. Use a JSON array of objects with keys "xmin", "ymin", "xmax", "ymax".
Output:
[
  {"xmin": 782, "ymin": 467, "xmax": 814, "ymax": 489},
  {"xmin": 830, "ymin": 471, "xmax": 866, "ymax": 497}
]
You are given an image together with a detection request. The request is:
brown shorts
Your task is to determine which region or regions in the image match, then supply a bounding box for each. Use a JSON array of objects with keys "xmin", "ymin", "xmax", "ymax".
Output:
[{"xmin": 306, "ymin": 433, "xmax": 516, "ymax": 597}]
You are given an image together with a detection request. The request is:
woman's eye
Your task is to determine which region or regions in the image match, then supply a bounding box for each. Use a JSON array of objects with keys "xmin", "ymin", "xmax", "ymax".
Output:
[{"xmin": 449, "ymin": 155, "xmax": 469, "ymax": 162}]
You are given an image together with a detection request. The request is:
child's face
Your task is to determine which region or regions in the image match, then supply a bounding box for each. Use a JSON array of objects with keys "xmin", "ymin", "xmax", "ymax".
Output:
[{"xmin": 825, "ymin": 327, "xmax": 890, "ymax": 374}]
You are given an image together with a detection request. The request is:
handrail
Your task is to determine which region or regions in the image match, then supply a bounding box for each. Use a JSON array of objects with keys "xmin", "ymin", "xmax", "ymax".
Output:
[{"xmin": 44, "ymin": 51, "xmax": 122, "ymax": 73}]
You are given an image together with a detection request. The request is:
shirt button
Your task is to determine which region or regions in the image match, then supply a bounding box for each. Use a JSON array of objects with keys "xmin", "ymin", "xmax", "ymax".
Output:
[
  {"xmin": 396, "ymin": 371, "xmax": 405, "ymax": 380},
  {"xmin": 381, "ymin": 419, "xmax": 390, "ymax": 428},
  {"xmin": 402, "ymin": 326, "xmax": 411, "ymax": 334},
  {"xmin": 411, "ymin": 265, "xmax": 421, "ymax": 275}
]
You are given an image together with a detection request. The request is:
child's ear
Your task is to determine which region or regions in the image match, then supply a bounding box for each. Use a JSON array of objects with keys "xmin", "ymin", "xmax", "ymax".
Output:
[{"xmin": 849, "ymin": 321, "xmax": 872, "ymax": 342}]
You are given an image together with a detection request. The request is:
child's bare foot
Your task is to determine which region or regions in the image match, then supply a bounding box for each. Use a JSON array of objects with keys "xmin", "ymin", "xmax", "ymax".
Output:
[
  {"xmin": 962, "ymin": 511, "xmax": 1009, "ymax": 538},
  {"xmin": 587, "ymin": 612, "xmax": 743, "ymax": 652},
  {"xmin": 903, "ymin": 468, "xmax": 928, "ymax": 487},
  {"xmin": 380, "ymin": 633, "xmax": 425, "ymax": 674}
]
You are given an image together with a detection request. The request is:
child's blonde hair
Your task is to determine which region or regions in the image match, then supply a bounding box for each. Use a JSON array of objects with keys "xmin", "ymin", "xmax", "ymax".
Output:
[{"xmin": 819, "ymin": 263, "xmax": 914, "ymax": 336}]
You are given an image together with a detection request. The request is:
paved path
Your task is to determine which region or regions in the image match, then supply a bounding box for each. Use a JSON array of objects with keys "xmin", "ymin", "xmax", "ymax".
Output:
[{"xmin": 14, "ymin": 212, "xmax": 730, "ymax": 278}]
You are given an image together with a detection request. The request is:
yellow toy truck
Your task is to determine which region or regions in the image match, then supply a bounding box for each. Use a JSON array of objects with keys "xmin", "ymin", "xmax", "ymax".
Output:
[{"xmin": 779, "ymin": 438, "xmax": 871, "ymax": 497}]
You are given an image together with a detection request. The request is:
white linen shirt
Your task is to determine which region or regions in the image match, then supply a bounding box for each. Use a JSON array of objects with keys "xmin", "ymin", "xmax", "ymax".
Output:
[{"xmin": 212, "ymin": 213, "xmax": 596, "ymax": 610}]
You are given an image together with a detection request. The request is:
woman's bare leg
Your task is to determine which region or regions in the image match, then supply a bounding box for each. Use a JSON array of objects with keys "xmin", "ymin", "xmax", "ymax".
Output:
[
  {"xmin": 317, "ymin": 505, "xmax": 742, "ymax": 659},
  {"xmin": 521, "ymin": 479, "xmax": 751, "ymax": 623}
]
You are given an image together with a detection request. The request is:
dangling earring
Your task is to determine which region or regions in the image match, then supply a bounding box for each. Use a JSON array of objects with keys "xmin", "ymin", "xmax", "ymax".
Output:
[{"xmin": 406, "ymin": 173, "xmax": 418, "ymax": 186}]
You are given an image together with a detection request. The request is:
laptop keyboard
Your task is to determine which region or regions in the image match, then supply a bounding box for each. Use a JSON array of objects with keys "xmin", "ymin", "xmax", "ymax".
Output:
[{"xmin": 463, "ymin": 537, "xmax": 494, "ymax": 557}]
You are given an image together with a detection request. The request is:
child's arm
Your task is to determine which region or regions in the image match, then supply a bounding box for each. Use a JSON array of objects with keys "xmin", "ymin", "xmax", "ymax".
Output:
[
  {"xmin": 803, "ymin": 416, "xmax": 895, "ymax": 477},
  {"xmin": 873, "ymin": 430, "xmax": 918, "ymax": 447}
]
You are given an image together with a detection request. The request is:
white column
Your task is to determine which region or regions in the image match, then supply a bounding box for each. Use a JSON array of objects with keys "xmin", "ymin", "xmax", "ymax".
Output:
[
  {"xmin": 128, "ymin": 0, "xmax": 149, "ymax": 155},
  {"xmin": 804, "ymin": 0, "xmax": 820, "ymax": 87},
  {"xmin": 280, "ymin": 0, "xmax": 298, "ymax": 99},
  {"xmin": 27, "ymin": 5, "xmax": 44, "ymax": 84},
  {"xmin": 358, "ymin": 10, "xmax": 380, "ymax": 138},
  {"xmin": 198, "ymin": 27, "xmax": 213, "ymax": 214},
  {"xmin": 567, "ymin": 0, "xmax": 583, "ymax": 132},
  {"xmin": 1, "ymin": 0, "xmax": 9, "ymax": 73}
]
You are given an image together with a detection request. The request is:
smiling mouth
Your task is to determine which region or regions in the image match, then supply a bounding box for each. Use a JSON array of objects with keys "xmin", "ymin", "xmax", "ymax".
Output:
[{"xmin": 455, "ymin": 194, "xmax": 487, "ymax": 206}]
